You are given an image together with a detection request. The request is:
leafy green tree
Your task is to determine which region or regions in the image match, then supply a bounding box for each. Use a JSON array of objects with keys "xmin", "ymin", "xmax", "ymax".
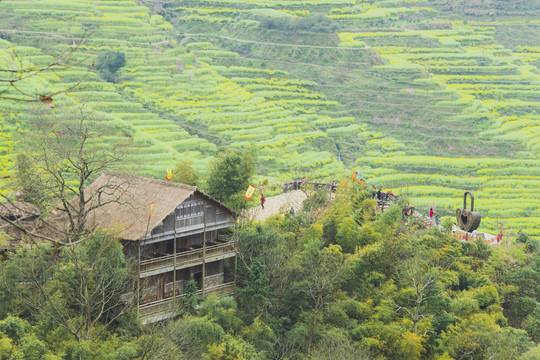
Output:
[
  {"xmin": 238, "ymin": 259, "xmax": 271, "ymax": 322},
  {"xmin": 241, "ymin": 317, "xmax": 276, "ymax": 358},
  {"xmin": 397, "ymin": 332, "xmax": 425, "ymax": 360},
  {"xmin": 198, "ymin": 296, "xmax": 243, "ymax": 334},
  {"xmin": 172, "ymin": 160, "xmax": 198, "ymax": 186},
  {"xmin": 0, "ymin": 336, "xmax": 13, "ymax": 360},
  {"xmin": 12, "ymin": 334, "xmax": 49, "ymax": 360},
  {"xmin": 95, "ymin": 51, "xmax": 126, "ymax": 83},
  {"xmin": 519, "ymin": 345, "xmax": 540, "ymax": 360},
  {"xmin": 14, "ymin": 153, "xmax": 47, "ymax": 209},
  {"xmin": 205, "ymin": 147, "xmax": 256, "ymax": 210},
  {"xmin": 167, "ymin": 316, "xmax": 224, "ymax": 360},
  {"xmin": 390, "ymin": 252, "xmax": 446, "ymax": 335},
  {"xmin": 204, "ymin": 334, "xmax": 260, "ymax": 360},
  {"xmin": 0, "ymin": 316, "xmax": 27, "ymax": 344},
  {"xmin": 303, "ymin": 189, "xmax": 328, "ymax": 213},
  {"xmin": 440, "ymin": 314, "xmax": 533, "ymax": 360},
  {"xmin": 134, "ymin": 324, "xmax": 183, "ymax": 360},
  {"xmin": 0, "ymin": 233, "xmax": 134, "ymax": 343},
  {"xmin": 523, "ymin": 304, "xmax": 540, "ymax": 342},
  {"xmin": 308, "ymin": 329, "xmax": 370, "ymax": 360},
  {"xmin": 177, "ymin": 279, "xmax": 199, "ymax": 316},
  {"xmin": 0, "ymin": 316, "xmax": 60, "ymax": 359},
  {"xmin": 297, "ymin": 242, "xmax": 348, "ymax": 351},
  {"xmin": 502, "ymin": 255, "xmax": 540, "ymax": 331},
  {"xmin": 335, "ymin": 217, "xmax": 361, "ymax": 253}
]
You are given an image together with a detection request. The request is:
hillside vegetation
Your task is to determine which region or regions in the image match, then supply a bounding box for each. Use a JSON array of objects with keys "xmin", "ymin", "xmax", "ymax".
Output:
[
  {"xmin": 0, "ymin": 0, "xmax": 539, "ymax": 238},
  {"xmin": 1, "ymin": 186, "xmax": 539, "ymax": 359}
]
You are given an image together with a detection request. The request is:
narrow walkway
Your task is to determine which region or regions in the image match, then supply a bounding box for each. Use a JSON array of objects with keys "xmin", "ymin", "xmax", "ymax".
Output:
[
  {"xmin": 244, "ymin": 187, "xmax": 502, "ymax": 244},
  {"xmin": 243, "ymin": 190, "xmax": 307, "ymax": 222}
]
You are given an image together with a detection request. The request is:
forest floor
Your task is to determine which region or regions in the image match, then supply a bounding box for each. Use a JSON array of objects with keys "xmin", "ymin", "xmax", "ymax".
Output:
[{"xmin": 243, "ymin": 190, "xmax": 307, "ymax": 222}]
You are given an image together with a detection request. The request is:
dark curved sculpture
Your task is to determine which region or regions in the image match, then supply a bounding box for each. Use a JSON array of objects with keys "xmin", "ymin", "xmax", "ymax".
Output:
[{"xmin": 456, "ymin": 191, "xmax": 481, "ymax": 232}]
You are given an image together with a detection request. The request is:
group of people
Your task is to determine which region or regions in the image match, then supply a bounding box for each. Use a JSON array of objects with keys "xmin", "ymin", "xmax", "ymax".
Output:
[{"xmin": 373, "ymin": 187, "xmax": 395, "ymax": 202}]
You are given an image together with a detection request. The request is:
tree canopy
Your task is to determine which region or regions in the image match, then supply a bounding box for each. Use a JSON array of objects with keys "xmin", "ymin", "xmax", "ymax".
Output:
[
  {"xmin": 95, "ymin": 50, "xmax": 126, "ymax": 83},
  {"xmin": 204, "ymin": 147, "xmax": 256, "ymax": 210},
  {"xmin": 0, "ymin": 181, "xmax": 539, "ymax": 359}
]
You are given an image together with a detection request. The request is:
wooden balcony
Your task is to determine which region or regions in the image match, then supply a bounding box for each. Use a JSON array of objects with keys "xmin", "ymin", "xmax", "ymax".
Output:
[
  {"xmin": 139, "ymin": 282, "xmax": 235, "ymax": 324},
  {"xmin": 140, "ymin": 242, "xmax": 235, "ymax": 278},
  {"xmin": 145, "ymin": 215, "xmax": 235, "ymax": 245}
]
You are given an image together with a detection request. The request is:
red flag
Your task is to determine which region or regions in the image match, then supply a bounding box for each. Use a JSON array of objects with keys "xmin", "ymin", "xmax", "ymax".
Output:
[{"xmin": 244, "ymin": 185, "xmax": 256, "ymax": 200}]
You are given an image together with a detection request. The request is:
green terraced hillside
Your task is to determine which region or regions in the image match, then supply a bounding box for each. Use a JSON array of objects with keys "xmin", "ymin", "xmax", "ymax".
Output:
[{"xmin": 0, "ymin": 0, "xmax": 539, "ymax": 239}]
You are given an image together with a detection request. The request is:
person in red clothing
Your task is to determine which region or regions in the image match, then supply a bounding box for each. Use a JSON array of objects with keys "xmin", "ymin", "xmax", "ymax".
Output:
[
  {"xmin": 260, "ymin": 194, "xmax": 266, "ymax": 209},
  {"xmin": 429, "ymin": 207, "xmax": 434, "ymax": 222}
]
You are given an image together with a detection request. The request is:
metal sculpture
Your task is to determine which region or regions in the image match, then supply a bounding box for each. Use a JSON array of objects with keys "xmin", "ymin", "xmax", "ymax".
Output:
[{"xmin": 456, "ymin": 191, "xmax": 481, "ymax": 232}]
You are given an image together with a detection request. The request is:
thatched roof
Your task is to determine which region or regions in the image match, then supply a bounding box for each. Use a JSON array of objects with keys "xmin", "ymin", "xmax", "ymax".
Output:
[
  {"xmin": 0, "ymin": 219, "xmax": 41, "ymax": 250},
  {"xmin": 80, "ymin": 172, "xmax": 235, "ymax": 241},
  {"xmin": 0, "ymin": 201, "xmax": 41, "ymax": 220}
]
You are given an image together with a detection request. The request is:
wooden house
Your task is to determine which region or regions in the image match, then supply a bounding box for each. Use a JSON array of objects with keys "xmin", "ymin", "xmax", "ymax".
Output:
[{"xmin": 80, "ymin": 172, "xmax": 237, "ymax": 323}]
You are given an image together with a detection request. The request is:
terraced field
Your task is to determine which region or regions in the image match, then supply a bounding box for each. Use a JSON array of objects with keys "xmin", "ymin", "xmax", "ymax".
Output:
[
  {"xmin": 0, "ymin": 0, "xmax": 539, "ymax": 238},
  {"xmin": 357, "ymin": 156, "xmax": 540, "ymax": 238},
  {"xmin": 0, "ymin": 0, "xmax": 361, "ymax": 182},
  {"xmin": 330, "ymin": 3, "xmax": 540, "ymax": 238}
]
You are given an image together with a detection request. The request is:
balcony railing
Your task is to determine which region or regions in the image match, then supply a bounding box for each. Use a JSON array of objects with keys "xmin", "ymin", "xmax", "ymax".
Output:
[
  {"xmin": 139, "ymin": 282, "xmax": 235, "ymax": 322},
  {"xmin": 140, "ymin": 242, "xmax": 235, "ymax": 277}
]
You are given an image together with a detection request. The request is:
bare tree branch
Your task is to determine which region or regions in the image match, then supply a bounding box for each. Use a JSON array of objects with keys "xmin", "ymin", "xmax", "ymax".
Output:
[{"xmin": 0, "ymin": 31, "xmax": 94, "ymax": 103}]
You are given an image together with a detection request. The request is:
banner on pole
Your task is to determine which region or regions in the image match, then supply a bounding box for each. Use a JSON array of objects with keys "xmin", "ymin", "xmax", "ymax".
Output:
[
  {"xmin": 149, "ymin": 202, "xmax": 154, "ymax": 218},
  {"xmin": 166, "ymin": 169, "xmax": 173, "ymax": 181},
  {"xmin": 244, "ymin": 185, "xmax": 256, "ymax": 200}
]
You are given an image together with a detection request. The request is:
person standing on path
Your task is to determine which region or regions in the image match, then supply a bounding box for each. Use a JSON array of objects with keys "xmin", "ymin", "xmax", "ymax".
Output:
[
  {"xmin": 435, "ymin": 215, "xmax": 440, "ymax": 227},
  {"xmin": 429, "ymin": 207, "xmax": 434, "ymax": 224},
  {"xmin": 260, "ymin": 194, "xmax": 265, "ymax": 209}
]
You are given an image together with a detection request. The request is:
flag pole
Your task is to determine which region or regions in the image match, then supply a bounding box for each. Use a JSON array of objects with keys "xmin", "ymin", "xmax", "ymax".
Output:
[{"xmin": 138, "ymin": 202, "xmax": 154, "ymax": 318}]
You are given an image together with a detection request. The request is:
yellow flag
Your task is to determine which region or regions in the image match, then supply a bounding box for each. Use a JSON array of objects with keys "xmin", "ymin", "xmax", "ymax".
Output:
[
  {"xmin": 166, "ymin": 169, "xmax": 173, "ymax": 181},
  {"xmin": 149, "ymin": 202, "xmax": 154, "ymax": 218},
  {"xmin": 244, "ymin": 185, "xmax": 256, "ymax": 200}
]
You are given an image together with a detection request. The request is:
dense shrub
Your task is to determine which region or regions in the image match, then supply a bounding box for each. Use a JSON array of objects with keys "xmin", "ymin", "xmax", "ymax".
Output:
[
  {"xmin": 95, "ymin": 50, "xmax": 126, "ymax": 82},
  {"xmin": 259, "ymin": 15, "xmax": 339, "ymax": 33}
]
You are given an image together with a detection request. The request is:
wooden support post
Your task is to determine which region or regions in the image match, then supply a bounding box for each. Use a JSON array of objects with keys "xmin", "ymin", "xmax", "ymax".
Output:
[
  {"xmin": 140, "ymin": 210, "xmax": 152, "ymax": 318},
  {"xmin": 136, "ymin": 242, "xmax": 141, "ymax": 318},
  {"xmin": 233, "ymin": 221, "xmax": 238, "ymax": 295},
  {"xmin": 173, "ymin": 229, "xmax": 177, "ymax": 306},
  {"xmin": 234, "ymin": 247, "xmax": 238, "ymax": 296},
  {"xmin": 202, "ymin": 201, "xmax": 207, "ymax": 296}
]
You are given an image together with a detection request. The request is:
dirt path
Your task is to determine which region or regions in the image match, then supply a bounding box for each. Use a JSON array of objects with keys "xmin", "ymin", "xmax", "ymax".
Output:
[{"xmin": 243, "ymin": 190, "xmax": 307, "ymax": 221}]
